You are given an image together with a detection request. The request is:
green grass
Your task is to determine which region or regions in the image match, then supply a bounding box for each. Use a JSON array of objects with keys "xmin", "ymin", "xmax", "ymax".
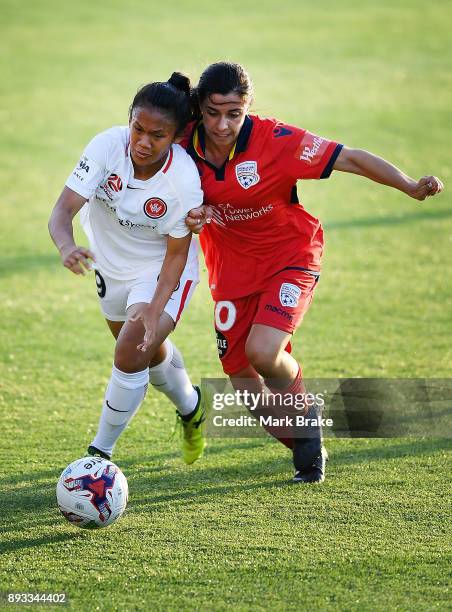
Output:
[{"xmin": 1, "ymin": 0, "xmax": 451, "ymax": 609}]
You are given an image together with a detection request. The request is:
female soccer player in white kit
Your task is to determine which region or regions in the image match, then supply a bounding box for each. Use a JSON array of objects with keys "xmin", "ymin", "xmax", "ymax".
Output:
[{"xmin": 49, "ymin": 73, "xmax": 206, "ymax": 464}]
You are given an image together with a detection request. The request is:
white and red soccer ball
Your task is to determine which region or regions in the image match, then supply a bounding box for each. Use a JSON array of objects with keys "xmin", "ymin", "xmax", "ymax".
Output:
[{"xmin": 56, "ymin": 457, "xmax": 128, "ymax": 529}]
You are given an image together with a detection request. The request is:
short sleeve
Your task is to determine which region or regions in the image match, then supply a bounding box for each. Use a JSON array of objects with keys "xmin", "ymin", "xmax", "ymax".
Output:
[
  {"xmin": 169, "ymin": 149, "xmax": 203, "ymax": 238},
  {"xmin": 65, "ymin": 132, "xmax": 111, "ymax": 199},
  {"xmin": 169, "ymin": 218, "xmax": 191, "ymax": 239},
  {"xmin": 273, "ymin": 123, "xmax": 343, "ymax": 180}
]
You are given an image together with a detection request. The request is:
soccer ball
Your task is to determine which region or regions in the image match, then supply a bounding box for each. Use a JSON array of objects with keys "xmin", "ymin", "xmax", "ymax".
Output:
[{"xmin": 56, "ymin": 456, "xmax": 128, "ymax": 529}]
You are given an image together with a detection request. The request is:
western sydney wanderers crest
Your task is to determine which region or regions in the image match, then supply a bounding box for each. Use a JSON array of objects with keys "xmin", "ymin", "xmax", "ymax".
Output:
[
  {"xmin": 235, "ymin": 161, "xmax": 260, "ymax": 190},
  {"xmin": 143, "ymin": 197, "xmax": 167, "ymax": 219},
  {"xmin": 279, "ymin": 283, "xmax": 301, "ymax": 308}
]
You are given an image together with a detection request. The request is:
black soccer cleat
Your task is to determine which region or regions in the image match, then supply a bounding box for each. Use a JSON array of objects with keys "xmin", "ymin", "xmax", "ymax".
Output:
[
  {"xmin": 292, "ymin": 447, "xmax": 328, "ymax": 484},
  {"xmin": 87, "ymin": 445, "xmax": 111, "ymax": 461},
  {"xmin": 292, "ymin": 435, "xmax": 323, "ymax": 472},
  {"xmin": 292, "ymin": 403, "xmax": 323, "ymax": 472}
]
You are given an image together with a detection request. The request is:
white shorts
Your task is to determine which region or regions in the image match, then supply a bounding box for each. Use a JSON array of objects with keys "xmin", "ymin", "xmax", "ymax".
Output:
[{"xmin": 93, "ymin": 260, "xmax": 199, "ymax": 324}]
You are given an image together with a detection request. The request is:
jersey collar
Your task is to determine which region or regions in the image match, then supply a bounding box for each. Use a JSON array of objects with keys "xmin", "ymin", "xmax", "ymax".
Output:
[{"xmin": 189, "ymin": 115, "xmax": 253, "ymax": 162}]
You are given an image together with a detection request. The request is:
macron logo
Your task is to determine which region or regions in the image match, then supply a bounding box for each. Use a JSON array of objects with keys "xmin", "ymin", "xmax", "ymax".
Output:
[{"xmin": 299, "ymin": 136, "xmax": 325, "ymax": 163}]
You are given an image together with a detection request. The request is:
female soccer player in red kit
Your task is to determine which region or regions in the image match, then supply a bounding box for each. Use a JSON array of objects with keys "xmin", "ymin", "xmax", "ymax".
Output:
[{"xmin": 185, "ymin": 62, "xmax": 444, "ymax": 483}]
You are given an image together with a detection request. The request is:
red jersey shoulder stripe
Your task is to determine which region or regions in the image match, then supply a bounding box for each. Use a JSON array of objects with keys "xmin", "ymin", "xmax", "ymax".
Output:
[{"xmin": 162, "ymin": 147, "xmax": 174, "ymax": 173}]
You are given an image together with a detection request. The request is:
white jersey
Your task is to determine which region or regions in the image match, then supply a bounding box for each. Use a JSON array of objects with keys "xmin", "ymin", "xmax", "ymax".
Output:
[{"xmin": 65, "ymin": 126, "xmax": 203, "ymax": 280}]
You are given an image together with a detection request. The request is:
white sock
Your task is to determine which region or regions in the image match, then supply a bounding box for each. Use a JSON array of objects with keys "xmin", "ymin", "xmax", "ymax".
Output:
[
  {"xmin": 148, "ymin": 339, "xmax": 198, "ymax": 416},
  {"xmin": 91, "ymin": 365, "xmax": 149, "ymax": 456}
]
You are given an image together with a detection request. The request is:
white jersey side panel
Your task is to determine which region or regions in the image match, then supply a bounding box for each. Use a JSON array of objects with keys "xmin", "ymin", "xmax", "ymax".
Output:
[{"xmin": 66, "ymin": 127, "xmax": 203, "ymax": 280}]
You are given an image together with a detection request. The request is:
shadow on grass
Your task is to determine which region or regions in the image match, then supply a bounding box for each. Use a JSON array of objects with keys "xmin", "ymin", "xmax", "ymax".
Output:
[
  {"xmin": 0, "ymin": 442, "xmax": 267, "ymax": 536},
  {"xmin": 117, "ymin": 438, "xmax": 267, "ymax": 470},
  {"xmin": 0, "ymin": 437, "xmax": 448, "ymax": 492},
  {"xmin": 125, "ymin": 438, "xmax": 450, "ymax": 509},
  {"xmin": 135, "ymin": 482, "xmax": 294, "ymax": 513},
  {"xmin": 329, "ymin": 437, "xmax": 451, "ymax": 464},
  {"xmin": 1, "ymin": 531, "xmax": 86, "ymax": 554},
  {"xmin": 324, "ymin": 207, "xmax": 452, "ymax": 231},
  {"xmin": 1, "ymin": 438, "xmax": 449, "ymax": 545}
]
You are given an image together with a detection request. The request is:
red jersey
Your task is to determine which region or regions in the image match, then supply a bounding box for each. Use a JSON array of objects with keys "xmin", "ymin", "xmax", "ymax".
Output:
[{"xmin": 182, "ymin": 115, "xmax": 342, "ymax": 301}]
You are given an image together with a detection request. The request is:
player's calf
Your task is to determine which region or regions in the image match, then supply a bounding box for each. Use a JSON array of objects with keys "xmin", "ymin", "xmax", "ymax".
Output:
[{"xmin": 90, "ymin": 365, "xmax": 149, "ymax": 458}]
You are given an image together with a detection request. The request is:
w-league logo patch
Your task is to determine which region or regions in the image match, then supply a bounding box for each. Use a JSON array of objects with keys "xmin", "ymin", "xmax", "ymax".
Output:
[
  {"xmin": 235, "ymin": 161, "xmax": 260, "ymax": 190},
  {"xmin": 279, "ymin": 283, "xmax": 301, "ymax": 308},
  {"xmin": 106, "ymin": 173, "xmax": 123, "ymax": 192}
]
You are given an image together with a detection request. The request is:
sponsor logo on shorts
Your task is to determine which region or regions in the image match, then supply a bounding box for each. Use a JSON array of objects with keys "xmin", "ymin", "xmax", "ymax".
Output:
[
  {"xmin": 279, "ymin": 283, "xmax": 301, "ymax": 308},
  {"xmin": 264, "ymin": 304, "xmax": 294, "ymax": 323},
  {"xmin": 143, "ymin": 197, "xmax": 167, "ymax": 219},
  {"xmin": 216, "ymin": 330, "xmax": 228, "ymax": 357},
  {"xmin": 235, "ymin": 161, "xmax": 260, "ymax": 190}
]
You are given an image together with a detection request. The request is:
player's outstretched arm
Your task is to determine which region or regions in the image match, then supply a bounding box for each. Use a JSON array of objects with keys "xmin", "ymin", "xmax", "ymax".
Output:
[
  {"xmin": 48, "ymin": 186, "xmax": 95, "ymax": 275},
  {"xmin": 130, "ymin": 233, "xmax": 192, "ymax": 352},
  {"xmin": 333, "ymin": 147, "xmax": 444, "ymax": 201}
]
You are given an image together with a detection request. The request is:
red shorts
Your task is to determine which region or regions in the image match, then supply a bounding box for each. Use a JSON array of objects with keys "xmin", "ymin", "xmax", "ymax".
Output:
[{"xmin": 214, "ymin": 267, "xmax": 319, "ymax": 375}]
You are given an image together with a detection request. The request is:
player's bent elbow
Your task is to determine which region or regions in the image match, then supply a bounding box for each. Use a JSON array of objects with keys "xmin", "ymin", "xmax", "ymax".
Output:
[{"xmin": 333, "ymin": 147, "xmax": 363, "ymax": 174}]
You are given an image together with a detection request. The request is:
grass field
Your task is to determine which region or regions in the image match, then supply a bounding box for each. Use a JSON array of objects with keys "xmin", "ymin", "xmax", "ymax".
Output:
[{"xmin": 1, "ymin": 0, "xmax": 451, "ymax": 610}]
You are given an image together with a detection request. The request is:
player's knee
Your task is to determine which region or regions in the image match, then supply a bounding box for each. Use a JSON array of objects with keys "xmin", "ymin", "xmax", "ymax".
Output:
[
  {"xmin": 245, "ymin": 340, "xmax": 278, "ymax": 376},
  {"xmin": 114, "ymin": 343, "xmax": 149, "ymax": 373}
]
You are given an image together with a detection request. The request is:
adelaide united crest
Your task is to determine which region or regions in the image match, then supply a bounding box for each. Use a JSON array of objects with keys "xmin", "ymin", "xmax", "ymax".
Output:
[
  {"xmin": 235, "ymin": 161, "xmax": 260, "ymax": 190},
  {"xmin": 279, "ymin": 283, "xmax": 301, "ymax": 308}
]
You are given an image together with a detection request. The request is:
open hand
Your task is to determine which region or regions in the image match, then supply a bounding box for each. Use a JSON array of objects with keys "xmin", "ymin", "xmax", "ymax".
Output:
[
  {"xmin": 60, "ymin": 245, "xmax": 95, "ymax": 275},
  {"xmin": 128, "ymin": 305, "xmax": 160, "ymax": 352},
  {"xmin": 185, "ymin": 205, "xmax": 213, "ymax": 234},
  {"xmin": 408, "ymin": 176, "xmax": 444, "ymax": 201}
]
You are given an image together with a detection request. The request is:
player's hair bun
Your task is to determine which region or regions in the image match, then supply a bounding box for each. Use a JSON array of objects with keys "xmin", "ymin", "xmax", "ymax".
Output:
[
  {"xmin": 168, "ymin": 72, "xmax": 191, "ymax": 96},
  {"xmin": 130, "ymin": 73, "xmax": 194, "ymax": 136}
]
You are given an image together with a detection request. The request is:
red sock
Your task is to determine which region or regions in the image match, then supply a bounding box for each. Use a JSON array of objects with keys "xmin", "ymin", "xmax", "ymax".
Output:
[{"xmin": 262, "ymin": 365, "xmax": 306, "ymax": 450}]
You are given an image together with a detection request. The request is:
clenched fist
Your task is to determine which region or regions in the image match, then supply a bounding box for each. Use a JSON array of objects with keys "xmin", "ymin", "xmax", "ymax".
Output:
[{"xmin": 407, "ymin": 176, "xmax": 444, "ymax": 201}]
